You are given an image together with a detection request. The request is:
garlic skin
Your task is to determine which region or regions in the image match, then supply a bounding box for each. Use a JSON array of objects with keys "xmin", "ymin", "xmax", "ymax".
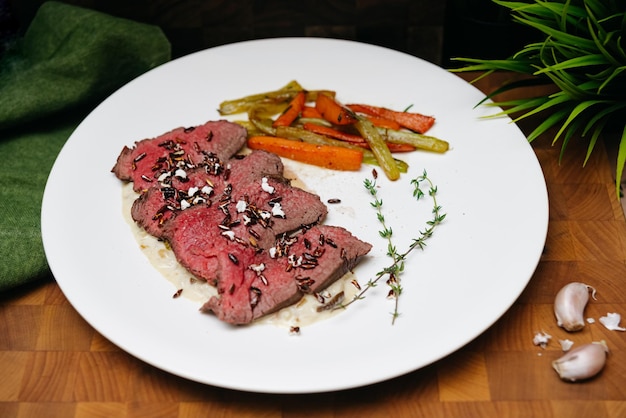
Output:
[
  {"xmin": 533, "ymin": 331, "xmax": 552, "ymax": 348},
  {"xmin": 552, "ymin": 341, "xmax": 608, "ymax": 382},
  {"xmin": 554, "ymin": 282, "xmax": 596, "ymax": 332},
  {"xmin": 599, "ymin": 312, "xmax": 626, "ymax": 331},
  {"xmin": 558, "ymin": 339, "xmax": 574, "ymax": 351}
]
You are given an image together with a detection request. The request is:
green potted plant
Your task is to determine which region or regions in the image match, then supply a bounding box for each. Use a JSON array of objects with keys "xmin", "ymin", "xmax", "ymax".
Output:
[{"xmin": 450, "ymin": 0, "xmax": 626, "ymax": 196}]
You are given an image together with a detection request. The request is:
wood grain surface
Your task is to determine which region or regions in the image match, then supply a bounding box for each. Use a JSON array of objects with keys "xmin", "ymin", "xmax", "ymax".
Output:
[{"xmin": 2, "ymin": 72, "xmax": 626, "ymax": 418}]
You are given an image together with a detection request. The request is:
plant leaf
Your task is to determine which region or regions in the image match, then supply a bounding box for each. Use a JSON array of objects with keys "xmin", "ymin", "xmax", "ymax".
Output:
[
  {"xmin": 553, "ymin": 100, "xmax": 606, "ymax": 143},
  {"xmin": 526, "ymin": 108, "xmax": 569, "ymax": 142},
  {"xmin": 583, "ymin": 118, "xmax": 607, "ymax": 165},
  {"xmin": 513, "ymin": 16, "xmax": 596, "ymax": 50},
  {"xmin": 534, "ymin": 54, "xmax": 608, "ymax": 74},
  {"xmin": 615, "ymin": 125, "xmax": 626, "ymax": 198}
]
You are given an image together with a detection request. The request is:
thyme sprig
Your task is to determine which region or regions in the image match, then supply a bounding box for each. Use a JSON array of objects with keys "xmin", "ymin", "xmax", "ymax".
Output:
[{"xmin": 339, "ymin": 169, "xmax": 446, "ymax": 324}]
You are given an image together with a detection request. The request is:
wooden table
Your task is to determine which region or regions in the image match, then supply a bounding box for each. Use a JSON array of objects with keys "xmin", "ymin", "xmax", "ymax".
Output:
[{"xmin": 2, "ymin": 72, "xmax": 626, "ymax": 418}]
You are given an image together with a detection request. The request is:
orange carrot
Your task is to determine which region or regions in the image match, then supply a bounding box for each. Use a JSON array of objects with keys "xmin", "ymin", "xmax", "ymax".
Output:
[
  {"xmin": 364, "ymin": 115, "xmax": 402, "ymax": 130},
  {"xmin": 247, "ymin": 136, "xmax": 363, "ymax": 171},
  {"xmin": 384, "ymin": 143, "xmax": 416, "ymax": 153},
  {"xmin": 301, "ymin": 106, "xmax": 323, "ymax": 119},
  {"xmin": 315, "ymin": 93, "xmax": 358, "ymax": 125},
  {"xmin": 302, "ymin": 122, "xmax": 366, "ymax": 144},
  {"xmin": 272, "ymin": 90, "xmax": 306, "ymax": 127},
  {"xmin": 347, "ymin": 104, "xmax": 435, "ymax": 133}
]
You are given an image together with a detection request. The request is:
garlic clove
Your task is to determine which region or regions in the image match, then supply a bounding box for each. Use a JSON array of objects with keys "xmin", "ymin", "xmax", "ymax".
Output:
[
  {"xmin": 552, "ymin": 341, "xmax": 608, "ymax": 382},
  {"xmin": 554, "ymin": 282, "xmax": 596, "ymax": 332}
]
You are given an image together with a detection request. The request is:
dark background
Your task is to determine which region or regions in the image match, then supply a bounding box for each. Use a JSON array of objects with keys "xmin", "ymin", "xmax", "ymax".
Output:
[{"xmin": 2, "ymin": 0, "xmax": 537, "ymax": 67}]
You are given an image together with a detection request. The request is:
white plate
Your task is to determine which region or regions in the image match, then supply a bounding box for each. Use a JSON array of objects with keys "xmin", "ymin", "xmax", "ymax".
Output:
[{"xmin": 42, "ymin": 38, "xmax": 548, "ymax": 394}]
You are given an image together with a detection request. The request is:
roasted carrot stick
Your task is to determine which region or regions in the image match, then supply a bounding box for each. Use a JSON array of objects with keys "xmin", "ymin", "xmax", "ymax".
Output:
[
  {"xmin": 247, "ymin": 136, "xmax": 363, "ymax": 171},
  {"xmin": 303, "ymin": 123, "xmax": 415, "ymax": 152},
  {"xmin": 384, "ymin": 143, "xmax": 416, "ymax": 152},
  {"xmin": 315, "ymin": 93, "xmax": 358, "ymax": 125},
  {"xmin": 347, "ymin": 104, "xmax": 435, "ymax": 133},
  {"xmin": 364, "ymin": 115, "xmax": 402, "ymax": 130},
  {"xmin": 302, "ymin": 122, "xmax": 366, "ymax": 144},
  {"xmin": 275, "ymin": 126, "xmax": 409, "ymax": 173},
  {"xmin": 301, "ymin": 106, "xmax": 323, "ymax": 119},
  {"xmin": 272, "ymin": 90, "xmax": 306, "ymax": 127}
]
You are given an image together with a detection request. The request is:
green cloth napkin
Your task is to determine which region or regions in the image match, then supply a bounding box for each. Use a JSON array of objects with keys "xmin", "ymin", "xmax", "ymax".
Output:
[{"xmin": 0, "ymin": 1, "xmax": 170, "ymax": 291}]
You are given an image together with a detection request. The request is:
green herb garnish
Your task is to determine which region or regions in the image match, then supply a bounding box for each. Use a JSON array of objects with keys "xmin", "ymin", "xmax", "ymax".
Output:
[
  {"xmin": 451, "ymin": 0, "xmax": 626, "ymax": 197},
  {"xmin": 339, "ymin": 169, "xmax": 445, "ymax": 324}
]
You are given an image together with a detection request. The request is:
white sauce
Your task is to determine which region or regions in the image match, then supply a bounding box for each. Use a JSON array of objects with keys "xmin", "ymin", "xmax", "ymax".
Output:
[{"xmin": 121, "ymin": 181, "xmax": 356, "ymax": 329}]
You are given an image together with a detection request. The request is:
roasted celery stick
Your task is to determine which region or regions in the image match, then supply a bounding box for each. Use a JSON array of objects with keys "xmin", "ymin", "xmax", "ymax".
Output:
[
  {"xmin": 354, "ymin": 116, "xmax": 400, "ymax": 181},
  {"xmin": 379, "ymin": 127, "xmax": 449, "ymax": 153},
  {"xmin": 219, "ymin": 80, "xmax": 303, "ymax": 115},
  {"xmin": 219, "ymin": 80, "xmax": 336, "ymax": 116},
  {"xmin": 247, "ymin": 102, "xmax": 292, "ymax": 136}
]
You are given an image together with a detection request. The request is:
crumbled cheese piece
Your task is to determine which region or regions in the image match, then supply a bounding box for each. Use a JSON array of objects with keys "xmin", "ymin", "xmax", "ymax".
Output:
[
  {"xmin": 288, "ymin": 254, "xmax": 303, "ymax": 268},
  {"xmin": 559, "ymin": 339, "xmax": 574, "ymax": 351},
  {"xmin": 260, "ymin": 211, "xmax": 271, "ymax": 220},
  {"xmin": 242, "ymin": 214, "xmax": 252, "ymax": 225},
  {"xmin": 180, "ymin": 199, "xmax": 191, "ymax": 210},
  {"xmin": 201, "ymin": 185, "xmax": 213, "ymax": 195},
  {"xmin": 249, "ymin": 263, "xmax": 266, "ymax": 275},
  {"xmin": 268, "ymin": 247, "xmax": 277, "ymax": 258},
  {"xmin": 271, "ymin": 202, "xmax": 285, "ymax": 218},
  {"xmin": 236, "ymin": 199, "xmax": 247, "ymax": 213},
  {"xmin": 587, "ymin": 317, "xmax": 595, "ymax": 324},
  {"xmin": 532, "ymin": 332, "xmax": 552, "ymax": 348},
  {"xmin": 261, "ymin": 177, "xmax": 275, "ymax": 194},
  {"xmin": 175, "ymin": 168, "xmax": 187, "ymax": 179},
  {"xmin": 158, "ymin": 172, "xmax": 171, "ymax": 183},
  {"xmin": 221, "ymin": 231, "xmax": 235, "ymax": 241},
  {"xmin": 599, "ymin": 312, "xmax": 626, "ymax": 331},
  {"xmin": 188, "ymin": 186, "xmax": 199, "ymax": 196}
]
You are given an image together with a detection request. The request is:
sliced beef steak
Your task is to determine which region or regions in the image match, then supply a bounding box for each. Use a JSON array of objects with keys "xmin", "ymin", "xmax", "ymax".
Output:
[
  {"xmin": 226, "ymin": 150, "xmax": 284, "ymax": 189},
  {"xmin": 130, "ymin": 166, "xmax": 217, "ymax": 238},
  {"xmin": 281, "ymin": 225, "xmax": 373, "ymax": 294},
  {"xmin": 200, "ymin": 225, "xmax": 373, "ymax": 325},
  {"xmin": 159, "ymin": 176, "xmax": 329, "ymax": 283},
  {"xmin": 130, "ymin": 150, "xmax": 285, "ymax": 238},
  {"xmin": 227, "ymin": 176, "xmax": 328, "ymax": 249},
  {"xmin": 112, "ymin": 120, "xmax": 247, "ymax": 192},
  {"xmin": 160, "ymin": 203, "xmax": 255, "ymax": 285},
  {"xmin": 160, "ymin": 195, "xmax": 369, "ymax": 325},
  {"xmin": 115, "ymin": 119, "xmax": 372, "ymax": 326}
]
